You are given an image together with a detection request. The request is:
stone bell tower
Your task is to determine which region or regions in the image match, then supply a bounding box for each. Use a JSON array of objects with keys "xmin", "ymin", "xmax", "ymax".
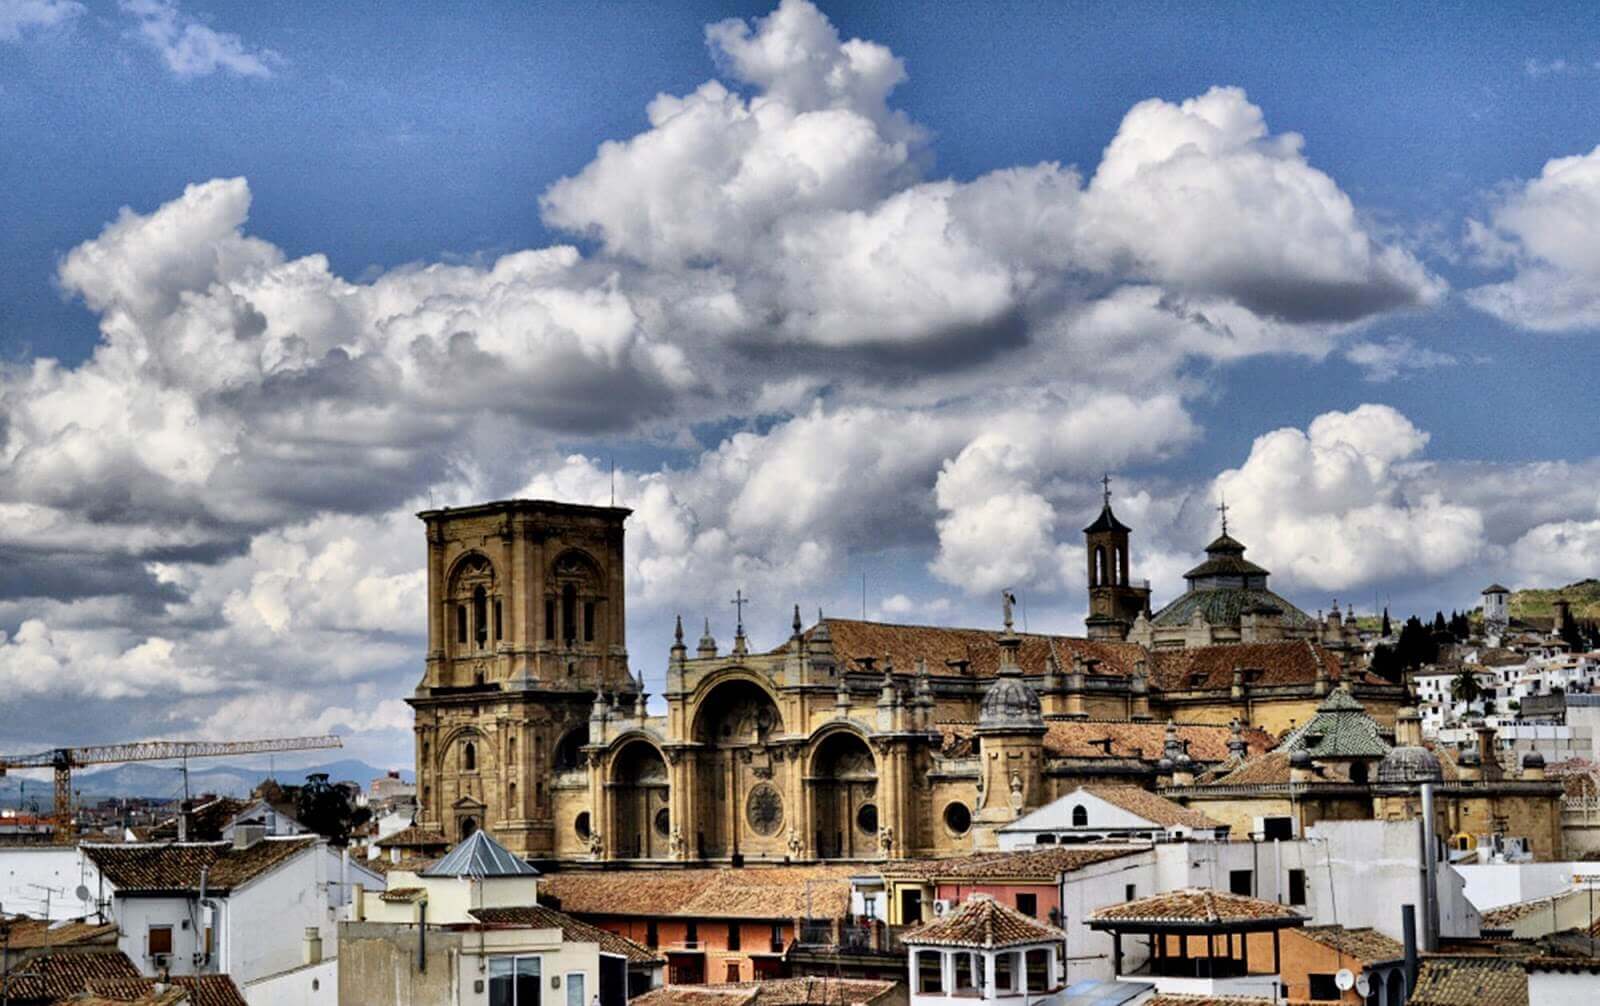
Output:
[
  {"xmin": 409, "ymin": 499, "xmax": 637, "ymax": 856},
  {"xmin": 971, "ymin": 594, "xmax": 1047, "ymax": 849},
  {"xmin": 1084, "ymin": 475, "xmax": 1151, "ymax": 640}
]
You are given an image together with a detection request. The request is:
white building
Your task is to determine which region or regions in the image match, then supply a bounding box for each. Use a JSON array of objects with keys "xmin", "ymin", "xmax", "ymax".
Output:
[
  {"xmin": 905, "ymin": 894, "xmax": 1071, "ymax": 1006},
  {"xmin": 999, "ymin": 785, "xmax": 1229, "ymax": 846},
  {"xmin": 82, "ymin": 831, "xmax": 382, "ymax": 985}
]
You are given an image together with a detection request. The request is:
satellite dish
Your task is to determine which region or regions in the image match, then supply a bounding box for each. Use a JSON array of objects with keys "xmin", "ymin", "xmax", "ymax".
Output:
[
  {"xmin": 1355, "ymin": 974, "xmax": 1371, "ymax": 996},
  {"xmin": 74, "ymin": 885, "xmax": 90, "ymax": 903},
  {"xmin": 1335, "ymin": 968, "xmax": 1355, "ymax": 992}
]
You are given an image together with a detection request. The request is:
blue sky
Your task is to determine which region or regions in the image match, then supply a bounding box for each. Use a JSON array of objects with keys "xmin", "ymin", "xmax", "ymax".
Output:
[{"xmin": 2, "ymin": 0, "xmax": 1600, "ymax": 767}]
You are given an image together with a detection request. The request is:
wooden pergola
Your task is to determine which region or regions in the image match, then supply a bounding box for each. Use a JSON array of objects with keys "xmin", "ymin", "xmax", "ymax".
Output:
[{"xmin": 1085, "ymin": 888, "xmax": 1307, "ymax": 982}]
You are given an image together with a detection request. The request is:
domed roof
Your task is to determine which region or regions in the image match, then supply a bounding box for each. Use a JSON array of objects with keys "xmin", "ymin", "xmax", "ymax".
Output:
[
  {"xmin": 1522, "ymin": 750, "xmax": 1546, "ymax": 768},
  {"xmin": 1289, "ymin": 749, "xmax": 1313, "ymax": 768},
  {"xmin": 979, "ymin": 672, "xmax": 1044, "ymax": 731},
  {"xmin": 1376, "ymin": 746, "xmax": 1444, "ymax": 785}
]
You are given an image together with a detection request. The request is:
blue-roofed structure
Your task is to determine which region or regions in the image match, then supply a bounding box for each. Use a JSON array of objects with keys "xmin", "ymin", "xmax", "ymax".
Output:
[
  {"xmin": 420, "ymin": 829, "xmax": 540, "ymax": 878},
  {"xmin": 1061, "ymin": 979, "xmax": 1151, "ymax": 1005}
]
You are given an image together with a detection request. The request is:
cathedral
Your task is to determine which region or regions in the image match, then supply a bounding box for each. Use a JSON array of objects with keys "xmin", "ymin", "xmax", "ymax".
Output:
[{"xmin": 409, "ymin": 493, "xmax": 1403, "ymax": 862}]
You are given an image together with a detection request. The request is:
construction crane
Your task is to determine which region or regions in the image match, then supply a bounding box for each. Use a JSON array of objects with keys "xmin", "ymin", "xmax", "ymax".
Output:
[{"xmin": 0, "ymin": 735, "xmax": 342, "ymax": 844}]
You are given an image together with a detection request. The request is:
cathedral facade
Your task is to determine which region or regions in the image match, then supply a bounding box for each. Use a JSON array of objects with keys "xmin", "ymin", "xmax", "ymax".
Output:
[{"xmin": 410, "ymin": 495, "xmax": 1404, "ymax": 862}]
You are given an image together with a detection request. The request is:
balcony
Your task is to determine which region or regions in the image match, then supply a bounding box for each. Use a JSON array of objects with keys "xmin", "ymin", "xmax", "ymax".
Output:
[{"xmin": 793, "ymin": 921, "xmax": 908, "ymax": 955}]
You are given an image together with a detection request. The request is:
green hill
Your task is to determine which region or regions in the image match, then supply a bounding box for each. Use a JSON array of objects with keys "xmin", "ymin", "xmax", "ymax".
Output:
[{"xmin": 1509, "ymin": 579, "xmax": 1600, "ymax": 621}]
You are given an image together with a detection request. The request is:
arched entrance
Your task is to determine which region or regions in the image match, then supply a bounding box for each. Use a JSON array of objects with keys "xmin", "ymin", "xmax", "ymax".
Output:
[
  {"xmin": 809, "ymin": 731, "xmax": 877, "ymax": 859},
  {"xmin": 691, "ymin": 679, "xmax": 784, "ymax": 859},
  {"xmin": 611, "ymin": 739, "xmax": 670, "ymax": 859}
]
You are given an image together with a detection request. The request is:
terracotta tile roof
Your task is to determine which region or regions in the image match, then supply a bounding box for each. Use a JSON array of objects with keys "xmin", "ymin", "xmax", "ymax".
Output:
[
  {"xmin": 1088, "ymin": 888, "xmax": 1306, "ymax": 928},
  {"xmin": 938, "ymin": 721, "xmax": 1274, "ymax": 764},
  {"xmin": 362, "ymin": 855, "xmax": 437, "ymax": 876},
  {"xmin": 1144, "ymin": 997, "xmax": 1276, "ymax": 1006},
  {"xmin": 632, "ymin": 977, "xmax": 896, "ymax": 1006},
  {"xmin": 1292, "ymin": 924, "xmax": 1405, "ymax": 962},
  {"xmin": 1078, "ymin": 786, "xmax": 1224, "ymax": 829},
  {"xmin": 3, "ymin": 950, "xmax": 142, "ymax": 1001},
  {"xmin": 469, "ymin": 905, "xmax": 662, "ymax": 964},
  {"xmin": 1148, "ymin": 642, "xmax": 1384, "ymax": 692},
  {"xmin": 373, "ymin": 825, "xmax": 448, "ymax": 849},
  {"xmin": 790, "ymin": 619, "xmax": 1145, "ymax": 678},
  {"xmin": 538, "ymin": 866, "xmax": 854, "ymax": 921},
  {"xmin": 82, "ymin": 975, "xmax": 247, "ymax": 1006},
  {"xmin": 0, "ymin": 917, "xmax": 119, "ymax": 949},
  {"xmin": 1409, "ymin": 955, "xmax": 1528, "ymax": 1006},
  {"xmin": 902, "ymin": 894, "xmax": 1066, "ymax": 948},
  {"xmin": 58, "ymin": 989, "xmax": 190, "ymax": 1006},
  {"xmin": 1481, "ymin": 892, "xmax": 1572, "ymax": 928},
  {"xmin": 379, "ymin": 886, "xmax": 425, "ymax": 902},
  {"xmin": 83, "ymin": 838, "xmax": 318, "ymax": 894},
  {"xmin": 887, "ymin": 846, "xmax": 1141, "ymax": 881},
  {"xmin": 147, "ymin": 798, "xmax": 250, "ymax": 842}
]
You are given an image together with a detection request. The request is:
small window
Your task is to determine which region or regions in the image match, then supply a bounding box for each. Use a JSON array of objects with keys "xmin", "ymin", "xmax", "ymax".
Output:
[
  {"xmin": 1125, "ymin": 883, "xmax": 1137, "ymax": 902},
  {"xmin": 562, "ymin": 584, "xmax": 577, "ymax": 641},
  {"xmin": 917, "ymin": 951, "xmax": 943, "ymax": 994},
  {"xmin": 1289, "ymin": 868, "xmax": 1307, "ymax": 906},
  {"xmin": 457, "ymin": 604, "xmax": 468, "ymax": 644},
  {"xmin": 646, "ymin": 922, "xmax": 659, "ymax": 948},
  {"xmin": 724, "ymin": 962, "xmax": 741, "ymax": 983},
  {"xmin": 1262, "ymin": 816, "xmax": 1295, "ymax": 841},
  {"xmin": 771, "ymin": 923, "xmax": 785, "ymax": 951},
  {"xmin": 575, "ymin": 812, "xmax": 592, "ymax": 840},
  {"xmin": 463, "ymin": 741, "xmax": 476, "ymax": 772},
  {"xmin": 1071, "ymin": 805, "xmax": 1088, "ymax": 827},
  {"xmin": 1229, "ymin": 869, "xmax": 1253, "ymax": 896},
  {"xmin": 494, "ymin": 599, "xmax": 504, "ymax": 641},
  {"xmin": 856, "ymin": 803, "xmax": 878, "ymax": 834},
  {"xmin": 545, "ymin": 599, "xmax": 556, "ymax": 640},
  {"xmin": 584, "ymin": 601, "xmax": 596, "ymax": 642},
  {"xmin": 994, "ymin": 952, "xmax": 1016, "ymax": 992},
  {"xmin": 148, "ymin": 925, "xmax": 173, "ymax": 956},
  {"xmin": 686, "ymin": 922, "xmax": 698, "ymax": 946},
  {"xmin": 508, "ymin": 781, "xmax": 517, "ymax": 811},
  {"xmin": 473, "ymin": 586, "xmax": 488, "ymax": 647},
  {"xmin": 1308, "ymin": 973, "xmax": 1341, "ymax": 1001},
  {"xmin": 1025, "ymin": 948, "xmax": 1050, "ymax": 992},
  {"xmin": 943, "ymin": 802, "xmax": 972, "ymax": 835},
  {"xmin": 727, "ymin": 922, "xmax": 740, "ymax": 951},
  {"xmin": 954, "ymin": 954, "xmax": 974, "ymax": 991},
  {"xmin": 1015, "ymin": 893, "xmax": 1037, "ymax": 918}
]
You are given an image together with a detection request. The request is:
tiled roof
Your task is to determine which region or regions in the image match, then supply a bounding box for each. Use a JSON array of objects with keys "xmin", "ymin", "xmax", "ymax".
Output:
[
  {"xmin": 469, "ymin": 905, "xmax": 661, "ymax": 964},
  {"xmin": 373, "ymin": 825, "xmax": 449, "ymax": 849},
  {"xmin": 787, "ymin": 619, "xmax": 1145, "ymax": 678},
  {"xmin": 1278, "ymin": 687, "xmax": 1391, "ymax": 758},
  {"xmin": 83, "ymin": 838, "xmax": 318, "ymax": 894},
  {"xmin": 82, "ymin": 975, "xmax": 248, "ymax": 1006},
  {"xmin": 1143, "ymin": 997, "xmax": 1276, "ymax": 1006},
  {"xmin": 379, "ymin": 886, "xmax": 425, "ymax": 902},
  {"xmin": 421, "ymin": 830, "xmax": 538, "ymax": 877},
  {"xmin": 902, "ymin": 894, "xmax": 1066, "ymax": 948},
  {"xmin": 1078, "ymin": 786, "xmax": 1224, "ymax": 829},
  {"xmin": 1409, "ymin": 955, "xmax": 1528, "ymax": 1006},
  {"xmin": 1293, "ymin": 924, "xmax": 1405, "ymax": 962},
  {"xmin": 538, "ymin": 866, "xmax": 854, "ymax": 921},
  {"xmin": 632, "ymin": 978, "xmax": 896, "ymax": 1006},
  {"xmin": 1088, "ymin": 888, "xmax": 1306, "ymax": 928},
  {"xmin": 3, "ymin": 950, "xmax": 142, "ymax": 1001},
  {"xmin": 1151, "ymin": 588, "xmax": 1312, "ymax": 630},
  {"xmin": 1148, "ymin": 642, "xmax": 1378, "ymax": 692},
  {"xmin": 887, "ymin": 846, "xmax": 1141, "ymax": 881},
  {"xmin": 59, "ymin": 989, "xmax": 190, "ymax": 1006},
  {"xmin": 937, "ymin": 721, "xmax": 1274, "ymax": 764},
  {"xmin": 0, "ymin": 917, "xmax": 119, "ymax": 949},
  {"xmin": 362, "ymin": 855, "xmax": 437, "ymax": 876},
  {"xmin": 147, "ymin": 797, "xmax": 250, "ymax": 842},
  {"xmin": 1481, "ymin": 892, "xmax": 1570, "ymax": 928}
]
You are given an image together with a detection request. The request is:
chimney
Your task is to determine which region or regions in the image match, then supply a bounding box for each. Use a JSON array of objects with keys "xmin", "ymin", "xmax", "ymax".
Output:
[
  {"xmin": 178, "ymin": 801, "xmax": 190, "ymax": 843},
  {"xmin": 303, "ymin": 926, "xmax": 323, "ymax": 965},
  {"xmin": 1521, "ymin": 751, "xmax": 1546, "ymax": 781},
  {"xmin": 1402, "ymin": 904, "xmax": 1419, "ymax": 993},
  {"xmin": 233, "ymin": 823, "xmax": 267, "ymax": 850}
]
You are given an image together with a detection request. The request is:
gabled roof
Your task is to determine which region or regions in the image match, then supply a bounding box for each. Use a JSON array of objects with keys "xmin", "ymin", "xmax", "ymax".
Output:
[
  {"xmin": 420, "ymin": 830, "xmax": 538, "ymax": 878},
  {"xmin": 540, "ymin": 866, "xmax": 854, "ymax": 921},
  {"xmin": 469, "ymin": 905, "xmax": 661, "ymax": 964},
  {"xmin": 886, "ymin": 846, "xmax": 1142, "ymax": 882},
  {"xmin": 1291, "ymin": 924, "xmax": 1405, "ymax": 963},
  {"xmin": 1146, "ymin": 642, "xmax": 1363, "ymax": 691},
  {"xmin": 781, "ymin": 620, "xmax": 1145, "ymax": 678},
  {"xmin": 1279, "ymin": 687, "xmax": 1390, "ymax": 758},
  {"xmin": 1409, "ymin": 955, "xmax": 1528, "ymax": 1006},
  {"xmin": 1480, "ymin": 890, "xmax": 1580, "ymax": 929},
  {"xmin": 374, "ymin": 825, "xmax": 449, "ymax": 849},
  {"xmin": 902, "ymin": 894, "xmax": 1066, "ymax": 949},
  {"xmin": 0, "ymin": 950, "xmax": 141, "ymax": 1001},
  {"xmin": 84, "ymin": 974, "xmax": 248, "ymax": 1006},
  {"xmin": 1088, "ymin": 888, "xmax": 1306, "ymax": 930},
  {"xmin": 83, "ymin": 838, "xmax": 318, "ymax": 894},
  {"xmin": 1075, "ymin": 785, "xmax": 1225, "ymax": 829}
]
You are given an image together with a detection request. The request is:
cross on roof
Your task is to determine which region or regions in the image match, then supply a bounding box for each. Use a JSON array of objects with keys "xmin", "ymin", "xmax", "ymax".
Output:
[
  {"xmin": 1102, "ymin": 473, "xmax": 1113, "ymax": 506},
  {"xmin": 731, "ymin": 589, "xmax": 749, "ymax": 635},
  {"xmin": 1217, "ymin": 497, "xmax": 1229, "ymax": 536}
]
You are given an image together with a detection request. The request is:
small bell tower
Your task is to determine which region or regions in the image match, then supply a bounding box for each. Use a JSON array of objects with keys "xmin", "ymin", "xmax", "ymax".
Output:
[{"xmin": 1084, "ymin": 475, "xmax": 1151, "ymax": 640}]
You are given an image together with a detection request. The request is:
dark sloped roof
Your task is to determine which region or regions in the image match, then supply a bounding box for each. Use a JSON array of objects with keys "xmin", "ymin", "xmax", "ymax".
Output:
[
  {"xmin": 1089, "ymin": 888, "xmax": 1306, "ymax": 929},
  {"xmin": 1083, "ymin": 505, "xmax": 1132, "ymax": 534},
  {"xmin": 784, "ymin": 620, "xmax": 1145, "ymax": 678},
  {"xmin": 1151, "ymin": 587, "xmax": 1312, "ymax": 629},
  {"xmin": 2, "ymin": 950, "xmax": 141, "ymax": 1000},
  {"xmin": 1409, "ymin": 955, "xmax": 1527, "ymax": 1006},
  {"xmin": 936, "ymin": 720, "xmax": 1274, "ymax": 764},
  {"xmin": 1077, "ymin": 786, "xmax": 1225, "ymax": 829},
  {"xmin": 631, "ymin": 978, "xmax": 897, "ymax": 1006},
  {"xmin": 373, "ymin": 825, "xmax": 448, "ymax": 850},
  {"xmin": 1292, "ymin": 924, "xmax": 1405, "ymax": 962},
  {"xmin": 903, "ymin": 895, "xmax": 1066, "ymax": 948},
  {"xmin": 85, "ymin": 974, "xmax": 248, "ymax": 1006},
  {"xmin": 887, "ymin": 846, "xmax": 1141, "ymax": 881},
  {"xmin": 0, "ymin": 917, "xmax": 118, "ymax": 949},
  {"xmin": 1279, "ymin": 687, "xmax": 1391, "ymax": 758},
  {"xmin": 469, "ymin": 905, "xmax": 661, "ymax": 964},
  {"xmin": 84, "ymin": 838, "xmax": 318, "ymax": 894},
  {"xmin": 1147, "ymin": 642, "xmax": 1357, "ymax": 691},
  {"xmin": 538, "ymin": 866, "xmax": 854, "ymax": 920},
  {"xmin": 420, "ymin": 830, "xmax": 537, "ymax": 877}
]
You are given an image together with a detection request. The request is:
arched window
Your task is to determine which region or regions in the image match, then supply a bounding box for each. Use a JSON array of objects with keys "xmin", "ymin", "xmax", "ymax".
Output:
[
  {"xmin": 463, "ymin": 741, "xmax": 477, "ymax": 772},
  {"xmin": 508, "ymin": 781, "xmax": 518, "ymax": 812},
  {"xmin": 507, "ymin": 734, "xmax": 516, "ymax": 763},
  {"xmin": 1094, "ymin": 547, "xmax": 1107, "ymax": 587},
  {"xmin": 1112, "ymin": 546, "xmax": 1124, "ymax": 585},
  {"xmin": 562, "ymin": 583, "xmax": 577, "ymax": 642},
  {"xmin": 473, "ymin": 586, "xmax": 488, "ymax": 648},
  {"xmin": 1071, "ymin": 804, "xmax": 1088, "ymax": 827},
  {"xmin": 460, "ymin": 816, "xmax": 477, "ymax": 840},
  {"xmin": 456, "ymin": 605, "xmax": 467, "ymax": 643}
]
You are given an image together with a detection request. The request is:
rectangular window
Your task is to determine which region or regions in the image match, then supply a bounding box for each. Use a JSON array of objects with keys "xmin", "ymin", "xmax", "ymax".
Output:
[
  {"xmin": 565, "ymin": 972, "xmax": 585, "ymax": 1006},
  {"xmin": 725, "ymin": 962, "xmax": 741, "ymax": 983},
  {"xmin": 148, "ymin": 925, "xmax": 173, "ymax": 957},
  {"xmin": 685, "ymin": 922, "xmax": 698, "ymax": 946},
  {"xmin": 489, "ymin": 956, "xmax": 542, "ymax": 1006},
  {"xmin": 584, "ymin": 601, "xmax": 596, "ymax": 642},
  {"xmin": 1308, "ymin": 973, "xmax": 1341, "ymax": 1000},
  {"xmin": 994, "ymin": 952, "xmax": 1015, "ymax": 992},
  {"xmin": 494, "ymin": 599, "xmax": 504, "ymax": 641},
  {"xmin": 953, "ymin": 954, "xmax": 974, "ymax": 991},
  {"xmin": 770, "ymin": 923, "xmax": 785, "ymax": 952},
  {"xmin": 545, "ymin": 599, "xmax": 556, "ymax": 640},
  {"xmin": 917, "ymin": 951, "xmax": 943, "ymax": 994},
  {"xmin": 1015, "ymin": 893, "xmax": 1037, "ymax": 917},
  {"xmin": 1025, "ymin": 949, "xmax": 1050, "ymax": 992},
  {"xmin": 727, "ymin": 922, "xmax": 741, "ymax": 951},
  {"xmin": 1125, "ymin": 883, "xmax": 1137, "ymax": 902},
  {"xmin": 1262, "ymin": 816, "xmax": 1294, "ymax": 841},
  {"xmin": 1229, "ymin": 869, "xmax": 1253, "ymax": 896},
  {"xmin": 1289, "ymin": 869, "xmax": 1307, "ymax": 906},
  {"xmin": 457, "ymin": 605, "xmax": 468, "ymax": 644},
  {"xmin": 646, "ymin": 922, "xmax": 658, "ymax": 948}
]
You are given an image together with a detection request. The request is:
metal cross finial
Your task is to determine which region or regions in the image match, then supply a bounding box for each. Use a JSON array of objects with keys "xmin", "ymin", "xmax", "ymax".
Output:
[
  {"xmin": 731, "ymin": 589, "xmax": 749, "ymax": 635},
  {"xmin": 1101, "ymin": 473, "xmax": 1113, "ymax": 506},
  {"xmin": 1217, "ymin": 497, "xmax": 1229, "ymax": 536}
]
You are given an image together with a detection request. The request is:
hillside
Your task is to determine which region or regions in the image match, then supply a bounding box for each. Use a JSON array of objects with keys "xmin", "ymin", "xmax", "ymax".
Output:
[
  {"xmin": 0, "ymin": 758, "xmax": 411, "ymax": 807},
  {"xmin": 1509, "ymin": 579, "xmax": 1600, "ymax": 621}
]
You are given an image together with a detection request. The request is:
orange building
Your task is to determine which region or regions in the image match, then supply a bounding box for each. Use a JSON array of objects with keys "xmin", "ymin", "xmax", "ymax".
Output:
[{"xmin": 1277, "ymin": 925, "xmax": 1407, "ymax": 1004}]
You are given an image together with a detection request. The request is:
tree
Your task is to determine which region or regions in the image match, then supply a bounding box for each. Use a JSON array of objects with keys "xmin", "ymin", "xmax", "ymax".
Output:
[
  {"xmin": 1433, "ymin": 611, "xmax": 1448, "ymax": 635},
  {"xmin": 295, "ymin": 773, "xmax": 369, "ymax": 846},
  {"xmin": 1394, "ymin": 615, "xmax": 1439, "ymax": 670},
  {"xmin": 1369, "ymin": 644, "xmax": 1402, "ymax": 684},
  {"xmin": 1381, "ymin": 607, "xmax": 1392, "ymax": 638},
  {"xmin": 1451, "ymin": 667, "xmax": 1485, "ymax": 713}
]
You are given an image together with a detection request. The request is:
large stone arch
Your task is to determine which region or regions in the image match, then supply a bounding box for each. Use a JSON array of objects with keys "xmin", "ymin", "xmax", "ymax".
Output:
[
  {"xmin": 445, "ymin": 551, "xmax": 499, "ymax": 660},
  {"xmin": 608, "ymin": 736, "xmax": 670, "ymax": 859},
  {"xmin": 688, "ymin": 677, "xmax": 785, "ymax": 859},
  {"xmin": 808, "ymin": 727, "xmax": 878, "ymax": 859}
]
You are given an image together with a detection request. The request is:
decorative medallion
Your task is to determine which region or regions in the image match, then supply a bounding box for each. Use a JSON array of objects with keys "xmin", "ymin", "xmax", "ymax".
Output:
[
  {"xmin": 745, "ymin": 783, "xmax": 784, "ymax": 837},
  {"xmin": 654, "ymin": 807, "xmax": 671, "ymax": 837}
]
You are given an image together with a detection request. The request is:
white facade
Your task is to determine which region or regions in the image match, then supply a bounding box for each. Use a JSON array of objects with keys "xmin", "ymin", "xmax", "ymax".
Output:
[
  {"xmin": 1526, "ymin": 967, "xmax": 1597, "ymax": 1005},
  {"xmin": 999, "ymin": 788, "xmax": 1226, "ymax": 847},
  {"xmin": 242, "ymin": 956, "xmax": 338, "ymax": 1006},
  {"xmin": 1456, "ymin": 861, "xmax": 1600, "ymax": 911},
  {"xmin": 0, "ymin": 844, "xmax": 102, "ymax": 920},
  {"xmin": 908, "ymin": 939, "xmax": 1064, "ymax": 1006}
]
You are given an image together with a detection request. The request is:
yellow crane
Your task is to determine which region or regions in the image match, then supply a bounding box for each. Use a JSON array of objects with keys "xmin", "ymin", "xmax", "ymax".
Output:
[{"xmin": 0, "ymin": 735, "xmax": 343, "ymax": 843}]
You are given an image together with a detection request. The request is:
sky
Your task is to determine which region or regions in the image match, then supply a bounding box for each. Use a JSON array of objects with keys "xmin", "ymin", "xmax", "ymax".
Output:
[{"xmin": 2, "ymin": 0, "xmax": 1600, "ymax": 773}]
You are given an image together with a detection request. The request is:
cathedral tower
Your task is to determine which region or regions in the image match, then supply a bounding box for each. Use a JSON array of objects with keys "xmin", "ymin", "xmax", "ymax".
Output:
[
  {"xmin": 409, "ymin": 499, "xmax": 636, "ymax": 855},
  {"xmin": 1083, "ymin": 477, "xmax": 1151, "ymax": 640}
]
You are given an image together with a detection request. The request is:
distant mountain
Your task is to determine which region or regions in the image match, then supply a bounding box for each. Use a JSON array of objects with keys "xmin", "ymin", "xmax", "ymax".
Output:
[
  {"xmin": 1510, "ymin": 579, "xmax": 1600, "ymax": 621},
  {"xmin": 0, "ymin": 758, "xmax": 412, "ymax": 806}
]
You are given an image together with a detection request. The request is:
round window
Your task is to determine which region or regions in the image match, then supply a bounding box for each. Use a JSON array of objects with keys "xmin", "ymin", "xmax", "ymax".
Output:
[
  {"xmin": 575, "ymin": 811, "xmax": 592, "ymax": 840},
  {"xmin": 654, "ymin": 807, "xmax": 671, "ymax": 837},
  {"xmin": 856, "ymin": 803, "xmax": 879, "ymax": 835},
  {"xmin": 746, "ymin": 784, "xmax": 784, "ymax": 837},
  {"xmin": 943, "ymin": 802, "xmax": 972, "ymax": 836}
]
